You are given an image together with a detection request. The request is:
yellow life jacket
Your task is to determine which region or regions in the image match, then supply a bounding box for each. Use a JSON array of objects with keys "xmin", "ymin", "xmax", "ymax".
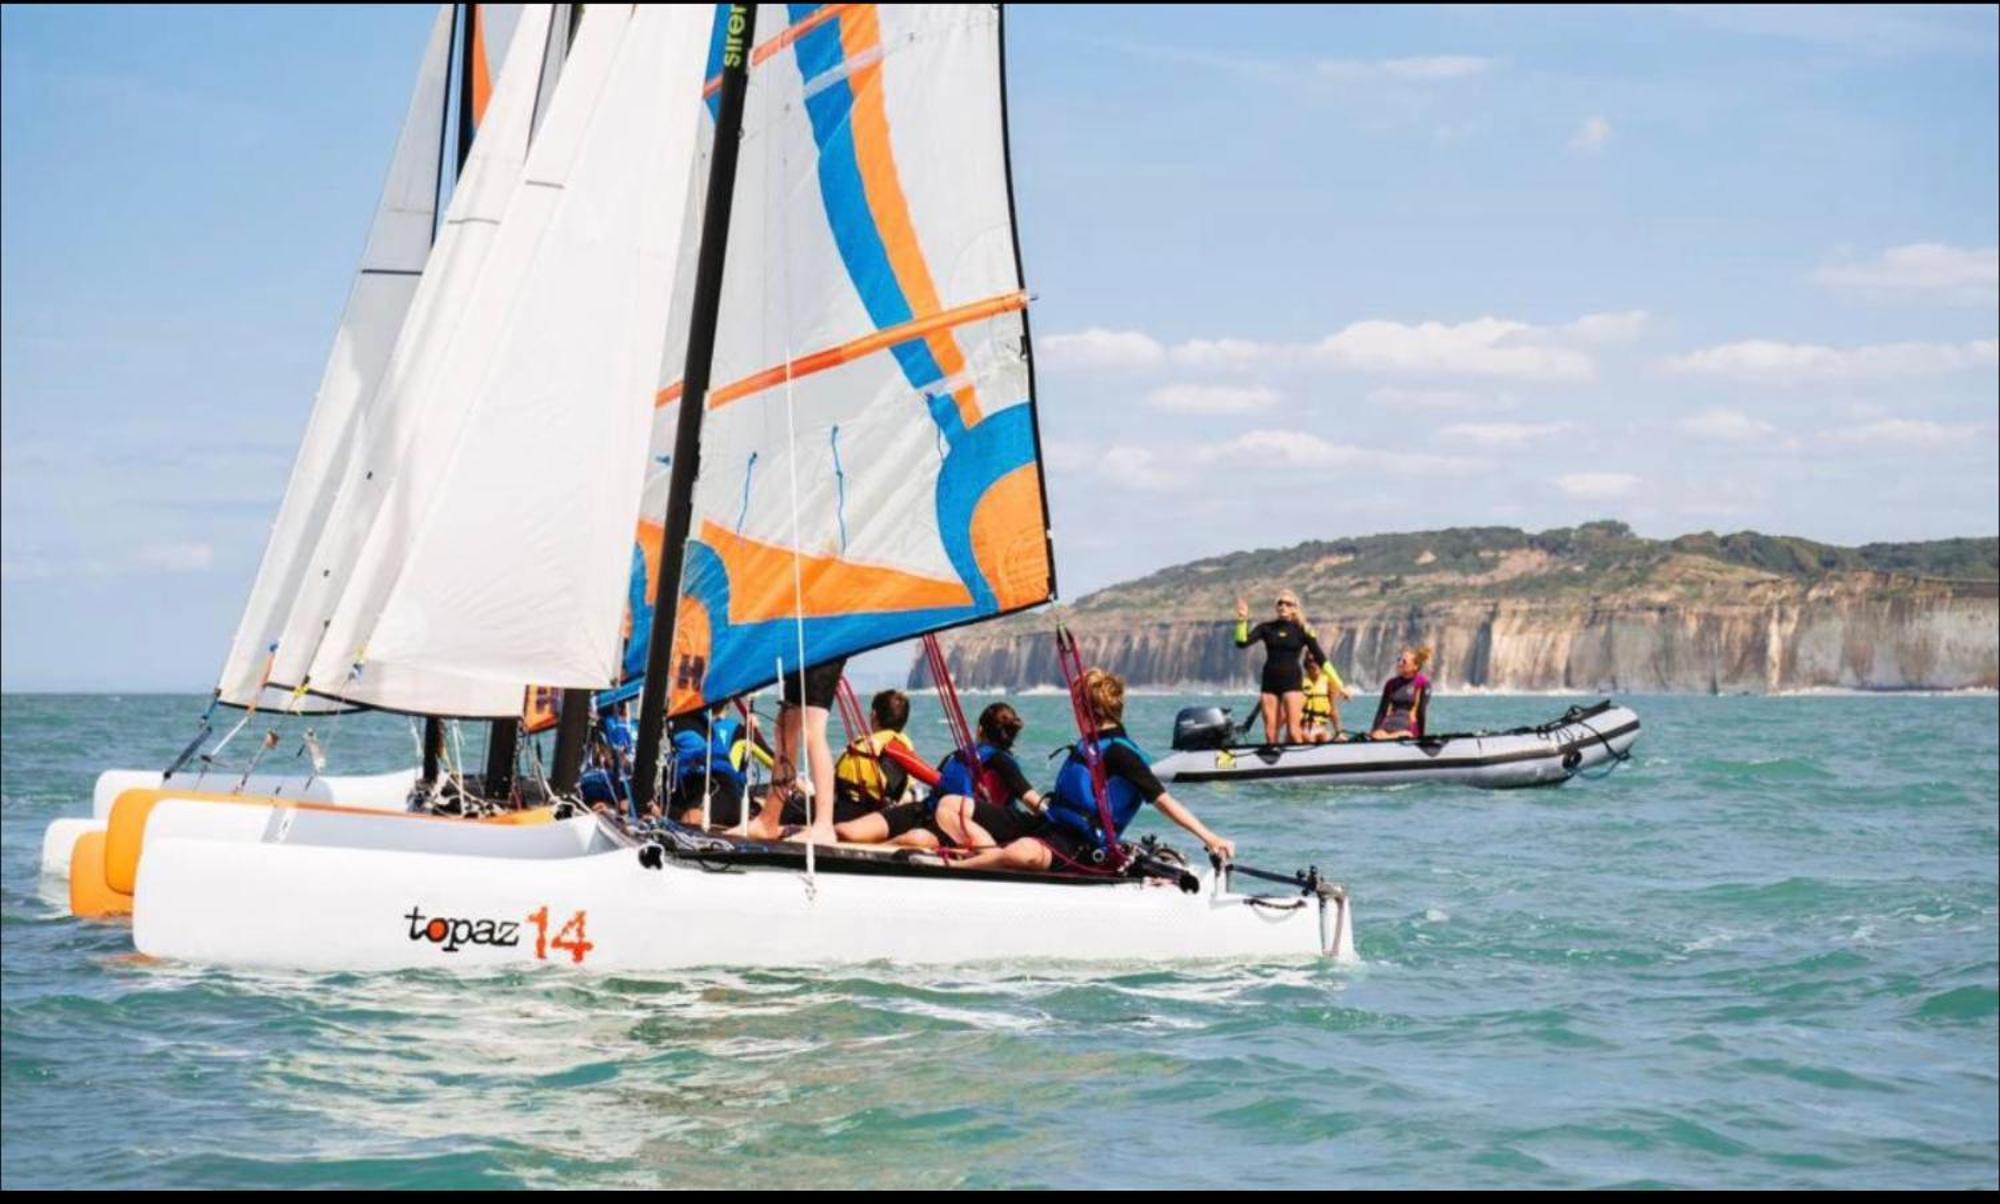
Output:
[
  {"xmin": 1302, "ymin": 665, "xmax": 1344, "ymax": 719},
  {"xmin": 834, "ymin": 729, "xmax": 915, "ymax": 807}
]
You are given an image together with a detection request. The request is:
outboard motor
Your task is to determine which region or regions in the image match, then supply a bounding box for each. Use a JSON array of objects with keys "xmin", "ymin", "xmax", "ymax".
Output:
[{"xmin": 1172, "ymin": 706, "xmax": 1236, "ymax": 751}]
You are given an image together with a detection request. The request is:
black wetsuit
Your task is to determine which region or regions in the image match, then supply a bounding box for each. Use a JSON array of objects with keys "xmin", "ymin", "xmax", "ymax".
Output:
[{"xmin": 1234, "ymin": 620, "xmax": 1326, "ymax": 695}]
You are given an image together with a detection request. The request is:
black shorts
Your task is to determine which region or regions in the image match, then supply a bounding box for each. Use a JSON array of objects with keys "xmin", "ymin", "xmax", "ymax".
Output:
[
  {"xmin": 1031, "ymin": 821, "xmax": 1108, "ymax": 868},
  {"xmin": 880, "ymin": 801, "xmax": 943, "ymax": 842},
  {"xmin": 968, "ymin": 797, "xmax": 1038, "ymax": 846},
  {"xmin": 779, "ymin": 791, "xmax": 876, "ymax": 827},
  {"xmin": 672, "ymin": 773, "xmax": 745, "ymax": 827},
  {"xmin": 779, "ymin": 657, "xmax": 847, "ymax": 709}
]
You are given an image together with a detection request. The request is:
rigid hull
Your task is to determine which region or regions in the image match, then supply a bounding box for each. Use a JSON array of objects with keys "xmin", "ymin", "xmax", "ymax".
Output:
[{"xmin": 131, "ymin": 832, "xmax": 1354, "ymax": 972}]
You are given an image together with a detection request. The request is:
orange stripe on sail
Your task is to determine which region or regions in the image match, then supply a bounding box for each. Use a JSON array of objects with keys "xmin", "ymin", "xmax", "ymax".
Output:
[
  {"xmin": 653, "ymin": 290, "xmax": 1026, "ymax": 411},
  {"xmin": 469, "ymin": 4, "xmax": 493, "ymax": 127},
  {"xmin": 837, "ymin": 5, "xmax": 982, "ymax": 430},
  {"xmin": 702, "ymin": 4, "xmax": 854, "ymax": 99},
  {"xmin": 702, "ymin": 520, "xmax": 972, "ymax": 625}
]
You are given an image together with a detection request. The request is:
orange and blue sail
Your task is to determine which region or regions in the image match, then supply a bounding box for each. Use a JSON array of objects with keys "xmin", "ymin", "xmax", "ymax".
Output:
[{"xmin": 652, "ymin": 4, "xmax": 1052, "ymax": 714}]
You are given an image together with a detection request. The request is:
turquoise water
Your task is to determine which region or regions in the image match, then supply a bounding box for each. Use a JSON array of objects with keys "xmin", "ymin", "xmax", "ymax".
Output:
[{"xmin": 3, "ymin": 692, "xmax": 1995, "ymax": 1188}]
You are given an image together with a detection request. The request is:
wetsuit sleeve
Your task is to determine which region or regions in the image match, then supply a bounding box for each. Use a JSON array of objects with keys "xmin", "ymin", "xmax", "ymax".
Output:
[
  {"xmin": 1233, "ymin": 619, "xmax": 1254, "ymax": 647},
  {"xmin": 881, "ymin": 741, "xmax": 941, "ymax": 787},
  {"xmin": 1303, "ymin": 628, "xmax": 1327, "ymax": 668},
  {"xmin": 990, "ymin": 751, "xmax": 1034, "ymax": 800},
  {"xmin": 1102, "ymin": 741, "xmax": 1166, "ymax": 802},
  {"xmin": 1412, "ymin": 675, "xmax": 1430, "ymax": 738},
  {"xmin": 1372, "ymin": 683, "xmax": 1391, "ymax": 732}
]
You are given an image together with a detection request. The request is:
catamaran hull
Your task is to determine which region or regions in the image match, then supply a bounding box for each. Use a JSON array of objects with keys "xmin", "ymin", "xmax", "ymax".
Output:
[
  {"xmin": 89, "ymin": 767, "xmax": 418, "ymax": 819},
  {"xmin": 42, "ymin": 768, "xmax": 423, "ymax": 881},
  {"xmin": 1153, "ymin": 705, "xmax": 1641, "ymax": 787},
  {"xmin": 132, "ymin": 838, "xmax": 1354, "ymax": 971}
]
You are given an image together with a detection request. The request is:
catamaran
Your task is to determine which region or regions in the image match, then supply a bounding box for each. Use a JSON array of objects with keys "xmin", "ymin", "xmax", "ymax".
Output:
[{"xmin": 58, "ymin": 3, "xmax": 1356, "ymax": 968}]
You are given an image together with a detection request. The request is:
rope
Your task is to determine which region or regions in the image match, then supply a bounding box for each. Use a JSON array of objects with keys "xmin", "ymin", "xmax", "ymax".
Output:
[
  {"xmin": 1567, "ymin": 714, "xmax": 1633, "ymax": 781},
  {"xmin": 773, "ymin": 85, "xmax": 814, "ymax": 882},
  {"xmin": 1054, "ymin": 623, "xmax": 1123, "ymax": 868},
  {"xmin": 922, "ymin": 633, "xmax": 983, "ymax": 803}
]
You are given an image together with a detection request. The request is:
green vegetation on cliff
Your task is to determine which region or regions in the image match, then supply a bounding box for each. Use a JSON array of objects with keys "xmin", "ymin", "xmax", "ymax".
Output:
[{"xmin": 1050, "ymin": 522, "xmax": 1998, "ymax": 627}]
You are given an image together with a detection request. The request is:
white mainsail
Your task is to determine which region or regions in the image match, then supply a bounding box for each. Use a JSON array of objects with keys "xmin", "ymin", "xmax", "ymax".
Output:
[
  {"xmin": 213, "ymin": 6, "xmax": 457, "ymax": 712},
  {"xmin": 262, "ymin": 5, "xmax": 558, "ymax": 710},
  {"xmin": 658, "ymin": 4, "xmax": 1052, "ymax": 714},
  {"xmin": 302, "ymin": 6, "xmax": 712, "ymax": 716}
]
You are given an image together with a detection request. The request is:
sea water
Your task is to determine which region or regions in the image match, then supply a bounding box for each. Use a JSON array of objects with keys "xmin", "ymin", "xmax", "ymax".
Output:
[{"xmin": 3, "ymin": 692, "xmax": 1994, "ymax": 1188}]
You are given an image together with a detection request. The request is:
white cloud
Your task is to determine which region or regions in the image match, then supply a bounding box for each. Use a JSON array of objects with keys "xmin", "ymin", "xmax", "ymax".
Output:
[
  {"xmin": 1570, "ymin": 115, "xmax": 1613, "ymax": 153},
  {"xmin": 1665, "ymin": 338, "xmax": 1999, "ymax": 383},
  {"xmin": 1560, "ymin": 310, "xmax": 1647, "ymax": 344},
  {"xmin": 1813, "ymin": 243, "xmax": 1999, "ymax": 303},
  {"xmin": 1680, "ymin": 408, "xmax": 1777, "ymax": 442},
  {"xmin": 1200, "ymin": 429, "xmax": 1477, "ymax": 475},
  {"xmin": 1824, "ymin": 418, "xmax": 1991, "ymax": 445},
  {"xmin": 1315, "ymin": 317, "xmax": 1596, "ymax": 381},
  {"xmin": 1364, "ymin": 386, "xmax": 1505, "ymax": 411},
  {"xmin": 1317, "ymin": 55, "xmax": 1496, "ymax": 81},
  {"xmin": 1554, "ymin": 472, "xmax": 1640, "ymax": 499},
  {"xmin": 1167, "ymin": 338, "xmax": 1274, "ymax": 371},
  {"xmin": 1439, "ymin": 421, "xmax": 1572, "ymax": 447},
  {"xmin": 1039, "ymin": 327, "xmax": 1165, "ymax": 370},
  {"xmin": 1100, "ymin": 446, "xmax": 1175, "ymax": 491},
  {"xmin": 1146, "ymin": 383, "xmax": 1281, "ymax": 414}
]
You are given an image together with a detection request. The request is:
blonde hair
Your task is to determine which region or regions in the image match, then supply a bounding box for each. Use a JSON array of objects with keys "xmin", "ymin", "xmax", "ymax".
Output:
[
  {"xmin": 1404, "ymin": 645, "xmax": 1433, "ymax": 672},
  {"xmin": 1083, "ymin": 668, "xmax": 1126, "ymax": 725}
]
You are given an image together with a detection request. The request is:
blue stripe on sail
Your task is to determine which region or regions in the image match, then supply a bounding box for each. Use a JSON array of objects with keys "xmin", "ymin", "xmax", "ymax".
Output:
[{"xmin": 789, "ymin": 11, "xmax": 956, "ymax": 415}]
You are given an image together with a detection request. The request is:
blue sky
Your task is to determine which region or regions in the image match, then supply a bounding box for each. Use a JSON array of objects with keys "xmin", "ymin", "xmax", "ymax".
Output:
[{"xmin": 3, "ymin": 5, "xmax": 1996, "ymax": 691}]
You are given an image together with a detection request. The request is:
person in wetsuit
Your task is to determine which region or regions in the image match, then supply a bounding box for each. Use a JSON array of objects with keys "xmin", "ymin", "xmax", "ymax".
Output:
[
  {"xmin": 1369, "ymin": 646, "xmax": 1433, "ymax": 740},
  {"xmin": 928, "ymin": 702, "xmax": 1046, "ymax": 849},
  {"xmin": 1234, "ymin": 589, "xmax": 1326, "ymax": 745},
  {"xmin": 948, "ymin": 669, "xmax": 1235, "ymax": 875}
]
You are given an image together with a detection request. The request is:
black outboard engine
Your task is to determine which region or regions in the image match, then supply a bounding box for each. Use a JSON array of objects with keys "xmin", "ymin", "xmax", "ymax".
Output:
[{"xmin": 1172, "ymin": 705, "xmax": 1236, "ymax": 751}]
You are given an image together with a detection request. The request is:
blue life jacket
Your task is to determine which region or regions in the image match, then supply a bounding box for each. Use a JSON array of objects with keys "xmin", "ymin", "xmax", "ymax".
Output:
[
  {"xmin": 930, "ymin": 742, "xmax": 1013, "ymax": 807},
  {"xmin": 602, "ymin": 715, "xmax": 637, "ymax": 757},
  {"xmin": 1045, "ymin": 734, "xmax": 1149, "ymax": 847},
  {"xmin": 669, "ymin": 715, "xmax": 745, "ymax": 788},
  {"xmin": 579, "ymin": 766, "xmax": 624, "ymax": 805}
]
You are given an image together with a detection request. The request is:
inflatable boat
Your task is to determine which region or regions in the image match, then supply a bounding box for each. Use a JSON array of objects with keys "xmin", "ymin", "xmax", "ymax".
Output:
[{"xmin": 1152, "ymin": 701, "xmax": 1641, "ymax": 788}]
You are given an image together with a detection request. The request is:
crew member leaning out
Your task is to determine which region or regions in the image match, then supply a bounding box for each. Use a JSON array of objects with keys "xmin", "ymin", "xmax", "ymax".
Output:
[{"xmin": 950, "ymin": 669, "xmax": 1235, "ymax": 873}]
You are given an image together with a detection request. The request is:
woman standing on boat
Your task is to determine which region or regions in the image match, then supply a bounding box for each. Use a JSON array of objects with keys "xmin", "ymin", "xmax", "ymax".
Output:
[
  {"xmin": 1369, "ymin": 646, "xmax": 1433, "ymax": 740},
  {"xmin": 950, "ymin": 669, "xmax": 1235, "ymax": 874},
  {"xmin": 1234, "ymin": 590, "xmax": 1326, "ymax": 745}
]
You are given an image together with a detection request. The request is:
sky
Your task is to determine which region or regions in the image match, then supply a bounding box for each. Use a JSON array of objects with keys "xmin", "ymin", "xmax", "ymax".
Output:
[{"xmin": 2, "ymin": 5, "xmax": 1996, "ymax": 692}]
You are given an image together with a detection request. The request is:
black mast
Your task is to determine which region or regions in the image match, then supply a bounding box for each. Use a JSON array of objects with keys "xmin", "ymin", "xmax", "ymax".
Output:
[
  {"xmin": 631, "ymin": 4, "xmax": 758, "ymax": 812},
  {"xmin": 455, "ymin": 4, "xmax": 480, "ymax": 171}
]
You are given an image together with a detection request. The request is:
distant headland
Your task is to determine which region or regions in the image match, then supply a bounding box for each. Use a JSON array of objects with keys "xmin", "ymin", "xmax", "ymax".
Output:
[{"xmin": 919, "ymin": 522, "xmax": 1999, "ymax": 694}]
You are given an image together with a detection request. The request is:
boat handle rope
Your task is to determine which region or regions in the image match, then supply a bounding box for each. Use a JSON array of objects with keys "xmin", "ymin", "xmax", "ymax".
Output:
[{"xmin": 1565, "ymin": 715, "xmax": 1633, "ymax": 781}]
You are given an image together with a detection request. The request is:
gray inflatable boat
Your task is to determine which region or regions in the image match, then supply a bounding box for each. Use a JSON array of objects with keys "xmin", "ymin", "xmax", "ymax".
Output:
[{"xmin": 1151, "ymin": 700, "xmax": 1641, "ymax": 788}]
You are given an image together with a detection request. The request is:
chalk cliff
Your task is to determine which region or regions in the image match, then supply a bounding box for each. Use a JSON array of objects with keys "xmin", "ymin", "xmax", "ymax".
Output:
[{"xmin": 918, "ymin": 524, "xmax": 1999, "ymax": 693}]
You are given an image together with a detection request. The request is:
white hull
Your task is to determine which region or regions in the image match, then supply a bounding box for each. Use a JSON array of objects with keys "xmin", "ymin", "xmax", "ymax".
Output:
[
  {"xmin": 139, "ymin": 798, "xmax": 618, "ymax": 860},
  {"xmin": 44, "ymin": 767, "xmax": 422, "ymax": 882},
  {"xmin": 132, "ymin": 835, "xmax": 1354, "ymax": 972},
  {"xmin": 40, "ymin": 818, "xmax": 102, "ymax": 877},
  {"xmin": 89, "ymin": 767, "xmax": 418, "ymax": 820},
  {"xmin": 1154, "ymin": 704, "xmax": 1641, "ymax": 788}
]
